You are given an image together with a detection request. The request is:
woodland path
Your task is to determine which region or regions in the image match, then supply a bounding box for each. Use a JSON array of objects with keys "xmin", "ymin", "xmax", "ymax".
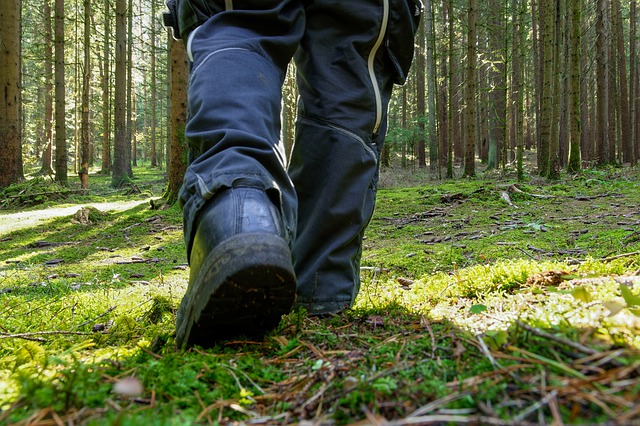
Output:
[{"xmin": 0, "ymin": 199, "xmax": 150, "ymax": 236}]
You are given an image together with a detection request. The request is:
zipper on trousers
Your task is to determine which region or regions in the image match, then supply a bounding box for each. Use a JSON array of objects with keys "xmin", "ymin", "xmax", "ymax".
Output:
[{"xmin": 368, "ymin": 0, "xmax": 389, "ymax": 135}]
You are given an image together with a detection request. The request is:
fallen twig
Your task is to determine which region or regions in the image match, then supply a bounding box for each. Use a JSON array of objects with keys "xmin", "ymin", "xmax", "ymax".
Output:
[
  {"xmin": 385, "ymin": 414, "xmax": 540, "ymax": 426},
  {"xmin": 73, "ymin": 305, "xmax": 117, "ymax": 330},
  {"xmin": 508, "ymin": 184, "xmax": 555, "ymax": 199},
  {"xmin": 0, "ymin": 330, "xmax": 92, "ymax": 340},
  {"xmin": 514, "ymin": 320, "xmax": 599, "ymax": 356},
  {"xmin": 601, "ymin": 251, "xmax": 640, "ymax": 262}
]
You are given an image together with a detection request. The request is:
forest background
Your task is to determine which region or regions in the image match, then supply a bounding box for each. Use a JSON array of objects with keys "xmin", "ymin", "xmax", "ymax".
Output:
[{"xmin": 1, "ymin": 0, "xmax": 639, "ymax": 188}]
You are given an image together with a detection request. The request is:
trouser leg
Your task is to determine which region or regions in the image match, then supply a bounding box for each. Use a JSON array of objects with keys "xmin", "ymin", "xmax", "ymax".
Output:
[
  {"xmin": 178, "ymin": 0, "xmax": 305, "ymax": 257},
  {"xmin": 290, "ymin": 0, "xmax": 420, "ymax": 314}
]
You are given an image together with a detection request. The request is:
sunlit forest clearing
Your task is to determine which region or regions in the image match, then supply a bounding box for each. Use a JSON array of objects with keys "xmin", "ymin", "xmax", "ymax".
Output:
[{"xmin": 1, "ymin": 0, "xmax": 640, "ymax": 423}]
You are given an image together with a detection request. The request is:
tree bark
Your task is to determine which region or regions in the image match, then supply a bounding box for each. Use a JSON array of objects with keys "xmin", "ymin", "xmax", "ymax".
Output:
[
  {"xmin": 150, "ymin": 0, "xmax": 158, "ymax": 167},
  {"xmin": 487, "ymin": 0, "xmax": 506, "ymax": 170},
  {"xmin": 111, "ymin": 0, "xmax": 130, "ymax": 186},
  {"xmin": 101, "ymin": 0, "xmax": 112, "ymax": 173},
  {"xmin": 632, "ymin": 1, "xmax": 639, "ymax": 164},
  {"xmin": 539, "ymin": 0, "xmax": 554, "ymax": 176},
  {"xmin": 127, "ymin": 0, "xmax": 135, "ymax": 169},
  {"xmin": 79, "ymin": 0, "xmax": 91, "ymax": 189},
  {"xmin": 415, "ymin": 15, "xmax": 426, "ymax": 168},
  {"xmin": 54, "ymin": 0, "xmax": 67, "ymax": 184},
  {"xmin": 165, "ymin": 39, "xmax": 189, "ymax": 205},
  {"xmin": 548, "ymin": 0, "xmax": 562, "ymax": 179},
  {"xmin": 567, "ymin": 0, "xmax": 582, "ymax": 173},
  {"xmin": 0, "ymin": 0, "xmax": 23, "ymax": 188},
  {"xmin": 596, "ymin": 0, "xmax": 609, "ymax": 165},
  {"xmin": 464, "ymin": 0, "xmax": 477, "ymax": 177},
  {"xmin": 446, "ymin": 0, "xmax": 454, "ymax": 178},
  {"xmin": 513, "ymin": 0, "xmax": 526, "ymax": 180},
  {"xmin": 425, "ymin": 0, "xmax": 438, "ymax": 171},
  {"xmin": 612, "ymin": 0, "xmax": 631, "ymax": 163},
  {"xmin": 41, "ymin": 0, "xmax": 54, "ymax": 176}
]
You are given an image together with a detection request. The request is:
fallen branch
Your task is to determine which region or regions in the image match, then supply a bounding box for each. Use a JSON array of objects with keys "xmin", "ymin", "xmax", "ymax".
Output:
[
  {"xmin": 73, "ymin": 306, "xmax": 117, "ymax": 330},
  {"xmin": 386, "ymin": 414, "xmax": 539, "ymax": 426},
  {"xmin": 601, "ymin": 251, "xmax": 640, "ymax": 263},
  {"xmin": 0, "ymin": 330, "xmax": 93, "ymax": 341},
  {"xmin": 508, "ymin": 184, "xmax": 555, "ymax": 199}
]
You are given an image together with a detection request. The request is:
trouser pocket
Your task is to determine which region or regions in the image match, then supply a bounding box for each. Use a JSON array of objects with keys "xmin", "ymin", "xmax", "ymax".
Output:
[{"xmin": 386, "ymin": 0, "xmax": 423, "ymax": 85}]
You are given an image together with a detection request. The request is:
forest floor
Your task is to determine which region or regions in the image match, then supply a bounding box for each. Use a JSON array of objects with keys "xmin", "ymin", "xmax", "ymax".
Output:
[{"xmin": 0, "ymin": 164, "xmax": 640, "ymax": 425}]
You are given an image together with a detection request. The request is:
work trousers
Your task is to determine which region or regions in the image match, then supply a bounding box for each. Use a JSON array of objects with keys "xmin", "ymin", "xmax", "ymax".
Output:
[{"xmin": 178, "ymin": 0, "xmax": 421, "ymax": 314}]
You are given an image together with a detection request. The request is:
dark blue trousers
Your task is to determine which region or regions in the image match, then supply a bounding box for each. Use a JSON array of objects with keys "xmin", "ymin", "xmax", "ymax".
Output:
[{"xmin": 178, "ymin": 0, "xmax": 420, "ymax": 313}]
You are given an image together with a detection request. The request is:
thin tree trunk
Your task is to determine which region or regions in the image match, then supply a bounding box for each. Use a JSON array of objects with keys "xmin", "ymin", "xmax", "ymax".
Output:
[
  {"xmin": 79, "ymin": 0, "xmax": 91, "ymax": 189},
  {"xmin": 446, "ymin": 0, "xmax": 454, "ymax": 178},
  {"xmin": 111, "ymin": 0, "xmax": 129, "ymax": 186},
  {"xmin": 464, "ymin": 0, "xmax": 477, "ymax": 177},
  {"xmin": 612, "ymin": 0, "xmax": 631, "ymax": 163},
  {"xmin": 150, "ymin": 0, "xmax": 158, "ymax": 167},
  {"xmin": 596, "ymin": 0, "xmax": 610, "ymax": 164},
  {"xmin": 54, "ymin": 0, "xmax": 67, "ymax": 184},
  {"xmin": 567, "ymin": 0, "xmax": 582, "ymax": 173},
  {"xmin": 632, "ymin": 1, "xmax": 639, "ymax": 164},
  {"xmin": 488, "ymin": 0, "xmax": 506, "ymax": 170},
  {"xmin": 165, "ymin": 39, "xmax": 189, "ymax": 205},
  {"xmin": 580, "ymin": 0, "xmax": 591, "ymax": 163},
  {"xmin": 539, "ymin": 0, "xmax": 554, "ymax": 176},
  {"xmin": 127, "ymin": 0, "xmax": 134, "ymax": 169},
  {"xmin": 532, "ymin": 0, "xmax": 543, "ymax": 171},
  {"xmin": 416, "ymin": 15, "xmax": 426, "ymax": 168},
  {"xmin": 101, "ymin": 0, "xmax": 112, "ymax": 173},
  {"xmin": 425, "ymin": 0, "xmax": 438, "ymax": 171},
  {"xmin": 514, "ymin": 0, "xmax": 526, "ymax": 180},
  {"xmin": 42, "ymin": 0, "xmax": 54, "ymax": 175},
  {"xmin": 548, "ymin": 0, "xmax": 562, "ymax": 179},
  {"xmin": 0, "ymin": 0, "xmax": 23, "ymax": 187}
]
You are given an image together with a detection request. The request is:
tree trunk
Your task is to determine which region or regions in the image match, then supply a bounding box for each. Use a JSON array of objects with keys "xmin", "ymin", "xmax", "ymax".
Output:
[
  {"xmin": 79, "ymin": 0, "xmax": 91, "ymax": 189},
  {"xmin": 539, "ymin": 0, "xmax": 554, "ymax": 176},
  {"xmin": 415, "ymin": 15, "xmax": 426, "ymax": 168},
  {"xmin": 567, "ymin": 0, "xmax": 582, "ymax": 173},
  {"xmin": 165, "ymin": 39, "xmax": 189, "ymax": 205},
  {"xmin": 514, "ymin": 0, "xmax": 526, "ymax": 180},
  {"xmin": 127, "ymin": 0, "xmax": 134, "ymax": 169},
  {"xmin": 111, "ymin": 0, "xmax": 130, "ymax": 187},
  {"xmin": 548, "ymin": 0, "xmax": 562, "ymax": 179},
  {"xmin": 596, "ymin": 0, "xmax": 609, "ymax": 165},
  {"xmin": 446, "ymin": 0, "xmax": 454, "ymax": 178},
  {"xmin": 532, "ymin": 0, "xmax": 543, "ymax": 170},
  {"xmin": 487, "ymin": 0, "xmax": 506, "ymax": 170},
  {"xmin": 54, "ymin": 0, "xmax": 67, "ymax": 184},
  {"xmin": 41, "ymin": 0, "xmax": 54, "ymax": 175},
  {"xmin": 0, "ymin": 0, "xmax": 23, "ymax": 188},
  {"xmin": 632, "ymin": 1, "xmax": 639, "ymax": 164},
  {"xmin": 101, "ymin": 0, "xmax": 112, "ymax": 173},
  {"xmin": 425, "ymin": 0, "xmax": 438, "ymax": 171},
  {"xmin": 150, "ymin": 0, "xmax": 158, "ymax": 167},
  {"xmin": 464, "ymin": 0, "xmax": 477, "ymax": 177},
  {"xmin": 580, "ymin": 0, "xmax": 591, "ymax": 163},
  {"xmin": 612, "ymin": 0, "xmax": 631, "ymax": 163}
]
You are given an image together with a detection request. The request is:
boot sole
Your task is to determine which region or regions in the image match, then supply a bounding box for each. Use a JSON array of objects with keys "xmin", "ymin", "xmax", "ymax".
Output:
[{"xmin": 176, "ymin": 233, "xmax": 295, "ymax": 348}]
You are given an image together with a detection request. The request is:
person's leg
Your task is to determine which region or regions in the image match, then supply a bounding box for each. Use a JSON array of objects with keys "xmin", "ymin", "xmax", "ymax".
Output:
[
  {"xmin": 290, "ymin": 0, "xmax": 421, "ymax": 314},
  {"xmin": 176, "ymin": 0, "xmax": 305, "ymax": 347}
]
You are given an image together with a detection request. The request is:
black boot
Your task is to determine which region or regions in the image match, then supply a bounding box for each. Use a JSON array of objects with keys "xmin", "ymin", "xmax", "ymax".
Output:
[{"xmin": 176, "ymin": 187, "xmax": 296, "ymax": 348}]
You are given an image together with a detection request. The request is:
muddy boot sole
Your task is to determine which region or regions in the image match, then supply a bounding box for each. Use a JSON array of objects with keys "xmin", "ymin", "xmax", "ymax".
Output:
[{"xmin": 176, "ymin": 233, "xmax": 295, "ymax": 348}]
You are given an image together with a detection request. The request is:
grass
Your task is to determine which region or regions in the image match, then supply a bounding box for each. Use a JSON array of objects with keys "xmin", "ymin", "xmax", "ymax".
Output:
[{"xmin": 0, "ymin": 165, "xmax": 639, "ymax": 425}]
